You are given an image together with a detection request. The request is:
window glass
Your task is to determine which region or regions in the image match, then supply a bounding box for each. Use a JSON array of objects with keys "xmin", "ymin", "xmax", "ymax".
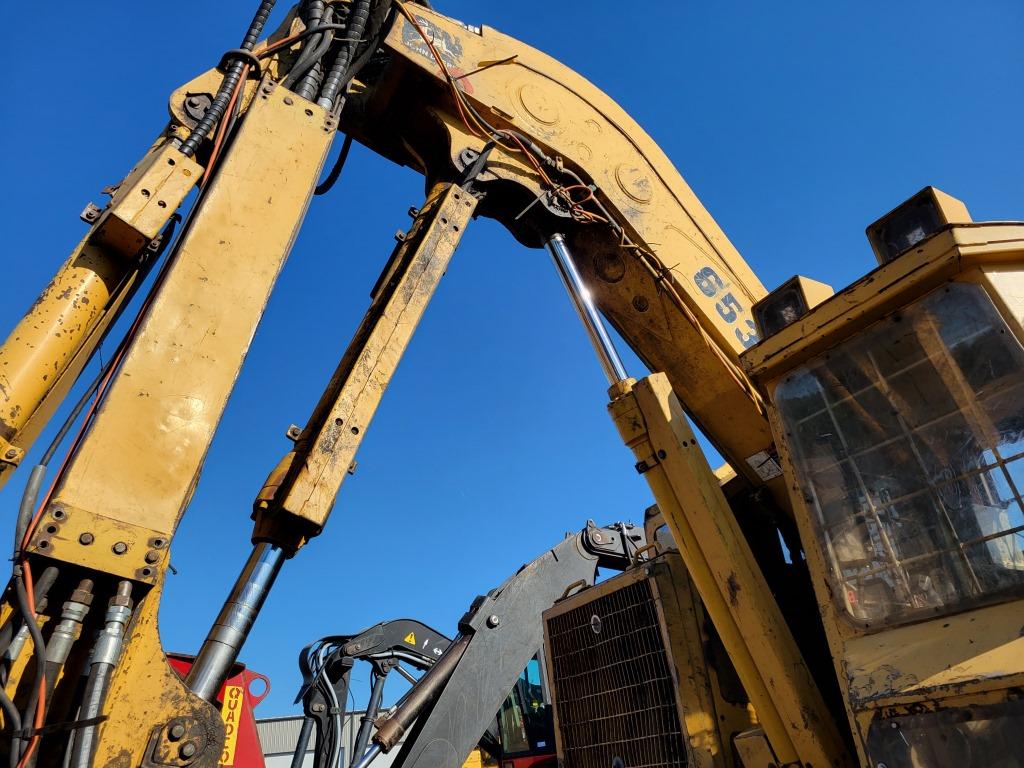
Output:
[
  {"xmin": 653, "ymin": 523, "xmax": 677, "ymax": 552},
  {"xmin": 498, "ymin": 682, "xmax": 530, "ymax": 755},
  {"xmin": 775, "ymin": 283, "xmax": 1024, "ymax": 625},
  {"xmin": 499, "ymin": 656, "xmax": 552, "ymax": 756}
]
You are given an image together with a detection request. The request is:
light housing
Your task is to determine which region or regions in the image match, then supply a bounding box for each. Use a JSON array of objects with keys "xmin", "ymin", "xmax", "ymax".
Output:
[
  {"xmin": 866, "ymin": 186, "xmax": 972, "ymax": 265},
  {"xmin": 751, "ymin": 275, "xmax": 834, "ymax": 339}
]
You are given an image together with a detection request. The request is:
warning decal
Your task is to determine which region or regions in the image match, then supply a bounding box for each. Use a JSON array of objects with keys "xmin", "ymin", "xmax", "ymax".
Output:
[{"xmin": 404, "ymin": 632, "xmax": 416, "ymax": 645}]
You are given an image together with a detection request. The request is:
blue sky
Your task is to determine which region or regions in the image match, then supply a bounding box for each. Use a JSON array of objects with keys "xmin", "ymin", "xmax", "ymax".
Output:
[{"xmin": 1, "ymin": 1, "xmax": 1021, "ymax": 717}]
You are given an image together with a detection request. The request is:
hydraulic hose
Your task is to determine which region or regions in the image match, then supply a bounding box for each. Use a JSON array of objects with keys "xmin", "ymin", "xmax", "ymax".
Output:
[
  {"xmin": 282, "ymin": 6, "xmax": 328, "ymax": 89},
  {"xmin": 180, "ymin": 1, "xmax": 277, "ymax": 157},
  {"xmin": 70, "ymin": 664, "xmax": 110, "ymax": 768},
  {"xmin": 70, "ymin": 581, "xmax": 133, "ymax": 768},
  {"xmin": 1, "ymin": 685, "xmax": 21, "ymax": 768},
  {"xmin": 314, "ymin": 134, "xmax": 353, "ymax": 196},
  {"xmin": 289, "ymin": 717, "xmax": 315, "ymax": 768},
  {"xmin": 0, "ymin": 567, "xmax": 57, "ymax": 660},
  {"xmin": 12, "ymin": 568, "xmax": 48, "ymax": 766},
  {"xmin": 317, "ymin": 0, "xmax": 371, "ymax": 109},
  {"xmin": 289, "ymin": 7, "xmax": 337, "ymax": 98},
  {"xmin": 42, "ymin": 580, "xmax": 94, "ymax": 703},
  {"xmin": 328, "ymin": 0, "xmax": 393, "ymax": 109},
  {"xmin": 13, "ymin": 466, "xmax": 46, "ymax": 560},
  {"xmin": 351, "ymin": 672, "xmax": 386, "ymax": 766}
]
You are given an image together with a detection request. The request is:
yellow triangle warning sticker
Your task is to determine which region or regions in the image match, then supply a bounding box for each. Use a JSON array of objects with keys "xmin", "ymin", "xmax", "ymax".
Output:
[{"xmin": 404, "ymin": 632, "xmax": 416, "ymax": 645}]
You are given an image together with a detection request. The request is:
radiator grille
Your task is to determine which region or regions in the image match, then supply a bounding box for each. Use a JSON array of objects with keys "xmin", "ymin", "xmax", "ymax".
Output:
[{"xmin": 546, "ymin": 578, "xmax": 687, "ymax": 768}]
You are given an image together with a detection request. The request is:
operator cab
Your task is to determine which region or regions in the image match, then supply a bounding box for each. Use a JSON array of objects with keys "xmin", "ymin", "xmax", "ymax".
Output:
[
  {"xmin": 493, "ymin": 655, "xmax": 556, "ymax": 768},
  {"xmin": 742, "ymin": 188, "xmax": 1024, "ymax": 768}
]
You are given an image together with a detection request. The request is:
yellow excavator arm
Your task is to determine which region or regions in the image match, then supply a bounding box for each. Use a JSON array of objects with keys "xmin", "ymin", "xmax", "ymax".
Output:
[
  {"xmin": 22, "ymin": 2, "xmax": 1019, "ymax": 767},
  {"xmin": 352, "ymin": 6, "xmax": 776, "ymax": 487}
]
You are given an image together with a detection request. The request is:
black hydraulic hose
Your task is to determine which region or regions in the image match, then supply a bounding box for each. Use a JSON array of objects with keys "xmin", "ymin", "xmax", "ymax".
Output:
[
  {"xmin": 304, "ymin": 0, "xmax": 325, "ymax": 26},
  {"xmin": 180, "ymin": 0, "xmax": 277, "ymax": 157},
  {"xmin": 290, "ymin": 8, "xmax": 337, "ymax": 96},
  {"xmin": 317, "ymin": 0, "xmax": 371, "ymax": 109},
  {"xmin": 294, "ymin": 14, "xmax": 338, "ymax": 98},
  {"xmin": 1, "ymin": 684, "xmax": 21, "ymax": 768},
  {"xmin": 282, "ymin": 5, "xmax": 331, "ymax": 89},
  {"xmin": 0, "ymin": 567, "xmax": 57, "ymax": 660},
  {"xmin": 290, "ymin": 717, "xmax": 315, "ymax": 768},
  {"xmin": 351, "ymin": 672, "xmax": 386, "ymax": 767},
  {"xmin": 330, "ymin": 0, "xmax": 393, "ymax": 104},
  {"xmin": 295, "ymin": 60, "xmax": 325, "ymax": 102},
  {"xmin": 60, "ymin": 700, "xmax": 83, "ymax": 768},
  {"xmin": 12, "ymin": 568, "xmax": 48, "ymax": 765},
  {"xmin": 13, "ymin": 466, "xmax": 46, "ymax": 561},
  {"xmin": 314, "ymin": 134, "xmax": 353, "ymax": 196}
]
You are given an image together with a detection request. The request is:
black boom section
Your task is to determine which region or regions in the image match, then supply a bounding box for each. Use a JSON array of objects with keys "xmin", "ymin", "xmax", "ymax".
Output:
[{"xmin": 388, "ymin": 522, "xmax": 645, "ymax": 768}]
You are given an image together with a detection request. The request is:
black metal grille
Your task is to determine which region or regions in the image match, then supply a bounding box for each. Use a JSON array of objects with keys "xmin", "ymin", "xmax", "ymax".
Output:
[{"xmin": 546, "ymin": 578, "xmax": 687, "ymax": 768}]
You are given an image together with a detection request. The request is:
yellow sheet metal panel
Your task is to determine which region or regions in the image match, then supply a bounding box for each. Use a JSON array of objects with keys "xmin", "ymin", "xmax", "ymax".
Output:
[
  {"xmin": 35, "ymin": 83, "xmax": 333, "ymax": 568},
  {"xmin": 843, "ymin": 600, "xmax": 1024, "ymax": 707}
]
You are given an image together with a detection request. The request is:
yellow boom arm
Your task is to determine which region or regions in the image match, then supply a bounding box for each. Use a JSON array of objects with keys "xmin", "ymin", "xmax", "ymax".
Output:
[{"xmin": 0, "ymin": 4, "xmax": 851, "ymax": 767}]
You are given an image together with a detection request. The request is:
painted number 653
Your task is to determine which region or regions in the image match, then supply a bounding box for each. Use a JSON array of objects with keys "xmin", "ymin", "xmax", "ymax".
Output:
[{"xmin": 693, "ymin": 267, "xmax": 759, "ymax": 349}]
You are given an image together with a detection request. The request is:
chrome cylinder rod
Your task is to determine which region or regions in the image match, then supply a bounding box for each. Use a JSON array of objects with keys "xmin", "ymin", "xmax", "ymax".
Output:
[
  {"xmin": 351, "ymin": 743, "xmax": 382, "ymax": 768},
  {"xmin": 185, "ymin": 542, "xmax": 286, "ymax": 701},
  {"xmin": 545, "ymin": 234, "xmax": 628, "ymax": 385}
]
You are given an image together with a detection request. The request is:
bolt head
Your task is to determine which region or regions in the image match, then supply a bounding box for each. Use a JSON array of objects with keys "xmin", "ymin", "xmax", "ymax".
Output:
[
  {"xmin": 79, "ymin": 533, "xmax": 95, "ymax": 546},
  {"xmin": 487, "ymin": 614, "xmax": 500, "ymax": 628},
  {"xmin": 179, "ymin": 742, "xmax": 197, "ymax": 759},
  {"xmin": 5, "ymin": 449, "xmax": 17, "ymax": 459},
  {"xmin": 168, "ymin": 723, "xmax": 186, "ymax": 740},
  {"xmin": 145, "ymin": 550, "xmax": 160, "ymax": 564},
  {"xmin": 311, "ymin": 702, "xmax": 326, "ymax": 713},
  {"xmin": 112, "ymin": 541, "xmax": 128, "ymax": 555}
]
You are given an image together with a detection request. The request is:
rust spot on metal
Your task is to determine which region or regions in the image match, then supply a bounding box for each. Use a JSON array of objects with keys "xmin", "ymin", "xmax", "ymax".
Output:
[{"xmin": 726, "ymin": 573, "xmax": 741, "ymax": 606}]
